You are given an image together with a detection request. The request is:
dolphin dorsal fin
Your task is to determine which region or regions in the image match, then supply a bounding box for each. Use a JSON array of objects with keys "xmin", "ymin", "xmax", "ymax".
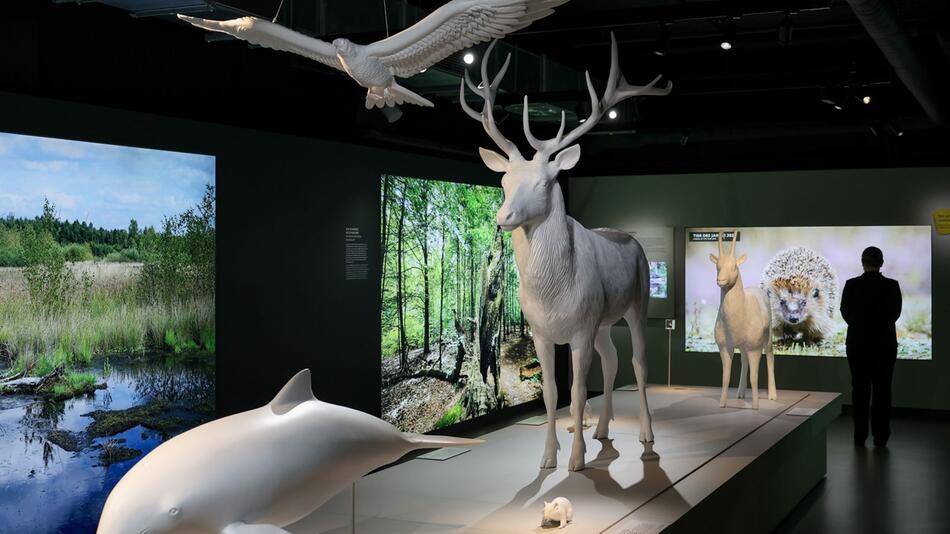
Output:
[{"xmin": 269, "ymin": 369, "xmax": 316, "ymax": 415}]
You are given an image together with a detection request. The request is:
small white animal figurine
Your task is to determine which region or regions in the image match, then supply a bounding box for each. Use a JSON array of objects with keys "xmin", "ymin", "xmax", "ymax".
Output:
[
  {"xmin": 567, "ymin": 400, "xmax": 593, "ymax": 433},
  {"xmin": 461, "ymin": 35, "xmax": 670, "ymax": 470},
  {"xmin": 178, "ymin": 0, "xmax": 568, "ymax": 109},
  {"xmin": 542, "ymin": 497, "xmax": 574, "ymax": 529},
  {"xmin": 96, "ymin": 369, "xmax": 482, "ymax": 534},
  {"xmin": 710, "ymin": 231, "xmax": 777, "ymax": 409}
]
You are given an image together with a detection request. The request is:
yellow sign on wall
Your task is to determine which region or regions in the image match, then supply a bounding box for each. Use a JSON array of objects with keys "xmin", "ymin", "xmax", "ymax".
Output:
[{"xmin": 934, "ymin": 208, "xmax": 950, "ymax": 235}]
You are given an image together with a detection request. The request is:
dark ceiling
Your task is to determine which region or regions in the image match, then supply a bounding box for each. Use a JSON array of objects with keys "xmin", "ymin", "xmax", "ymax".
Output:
[{"xmin": 2, "ymin": 0, "xmax": 949, "ymax": 174}]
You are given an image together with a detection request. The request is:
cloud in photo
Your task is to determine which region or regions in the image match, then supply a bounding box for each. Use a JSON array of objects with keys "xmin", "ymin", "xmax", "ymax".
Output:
[{"xmin": 0, "ymin": 132, "xmax": 215, "ymax": 230}]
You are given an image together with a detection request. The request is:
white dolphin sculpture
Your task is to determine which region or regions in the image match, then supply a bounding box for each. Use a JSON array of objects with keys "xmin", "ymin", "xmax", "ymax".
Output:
[{"xmin": 97, "ymin": 369, "xmax": 483, "ymax": 534}]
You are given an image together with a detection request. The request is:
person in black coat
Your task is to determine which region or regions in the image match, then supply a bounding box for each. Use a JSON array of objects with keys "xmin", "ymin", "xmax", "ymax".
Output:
[{"xmin": 839, "ymin": 246, "xmax": 902, "ymax": 447}]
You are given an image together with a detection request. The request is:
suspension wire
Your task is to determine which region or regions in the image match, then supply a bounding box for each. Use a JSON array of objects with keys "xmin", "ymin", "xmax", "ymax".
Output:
[
  {"xmin": 273, "ymin": 0, "xmax": 286, "ymax": 23},
  {"xmin": 383, "ymin": 0, "xmax": 391, "ymax": 37}
]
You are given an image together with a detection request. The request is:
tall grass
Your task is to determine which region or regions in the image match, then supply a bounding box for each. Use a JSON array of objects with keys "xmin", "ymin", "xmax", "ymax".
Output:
[{"xmin": 0, "ymin": 279, "xmax": 214, "ymax": 374}]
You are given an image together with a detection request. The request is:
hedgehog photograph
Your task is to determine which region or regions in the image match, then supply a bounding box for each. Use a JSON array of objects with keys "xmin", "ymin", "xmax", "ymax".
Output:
[{"xmin": 760, "ymin": 247, "xmax": 839, "ymax": 346}]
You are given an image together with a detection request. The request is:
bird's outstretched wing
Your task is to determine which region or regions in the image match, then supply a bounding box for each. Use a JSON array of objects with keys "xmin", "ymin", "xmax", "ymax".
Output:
[
  {"xmin": 366, "ymin": 0, "xmax": 569, "ymax": 77},
  {"xmin": 177, "ymin": 15, "xmax": 342, "ymax": 71}
]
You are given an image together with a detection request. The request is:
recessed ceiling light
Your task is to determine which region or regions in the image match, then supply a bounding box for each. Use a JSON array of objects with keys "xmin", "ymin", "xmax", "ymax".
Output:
[
  {"xmin": 419, "ymin": 68, "xmax": 427, "ymax": 73},
  {"xmin": 862, "ymin": 95, "xmax": 871, "ymax": 105},
  {"xmin": 833, "ymin": 104, "xmax": 843, "ymax": 111},
  {"xmin": 463, "ymin": 52, "xmax": 475, "ymax": 65},
  {"xmin": 579, "ymin": 118, "xmax": 587, "ymax": 123},
  {"xmin": 608, "ymin": 109, "xmax": 618, "ymax": 120},
  {"xmin": 720, "ymin": 41, "xmax": 732, "ymax": 51}
]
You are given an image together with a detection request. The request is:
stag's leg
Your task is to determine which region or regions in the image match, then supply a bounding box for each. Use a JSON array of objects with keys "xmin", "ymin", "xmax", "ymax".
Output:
[
  {"xmin": 737, "ymin": 351, "xmax": 749, "ymax": 399},
  {"xmin": 767, "ymin": 340, "xmax": 777, "ymax": 400},
  {"xmin": 535, "ymin": 336, "xmax": 559, "ymax": 469},
  {"xmin": 568, "ymin": 336, "xmax": 594, "ymax": 471},
  {"xmin": 718, "ymin": 345, "xmax": 734, "ymax": 408},
  {"xmin": 746, "ymin": 348, "xmax": 762, "ymax": 409},
  {"xmin": 593, "ymin": 327, "xmax": 617, "ymax": 440},
  {"xmin": 625, "ymin": 308, "xmax": 653, "ymax": 444}
]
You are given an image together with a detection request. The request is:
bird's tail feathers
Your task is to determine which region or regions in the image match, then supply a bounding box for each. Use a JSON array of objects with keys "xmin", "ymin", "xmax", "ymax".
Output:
[{"xmin": 365, "ymin": 83, "xmax": 434, "ymax": 109}]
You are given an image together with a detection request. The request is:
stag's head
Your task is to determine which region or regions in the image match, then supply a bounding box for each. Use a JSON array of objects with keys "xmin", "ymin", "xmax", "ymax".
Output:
[
  {"xmin": 461, "ymin": 36, "xmax": 671, "ymax": 232},
  {"xmin": 709, "ymin": 231, "xmax": 747, "ymax": 288}
]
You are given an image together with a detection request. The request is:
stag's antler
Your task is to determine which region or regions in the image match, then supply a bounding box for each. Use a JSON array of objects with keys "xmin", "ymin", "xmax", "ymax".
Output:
[
  {"xmin": 523, "ymin": 33, "xmax": 672, "ymax": 158},
  {"xmin": 459, "ymin": 40, "xmax": 523, "ymax": 161}
]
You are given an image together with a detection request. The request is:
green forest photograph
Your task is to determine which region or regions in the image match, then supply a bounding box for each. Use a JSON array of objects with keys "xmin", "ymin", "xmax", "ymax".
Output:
[
  {"xmin": 380, "ymin": 175, "xmax": 540, "ymax": 434},
  {"xmin": 0, "ymin": 131, "xmax": 215, "ymax": 533}
]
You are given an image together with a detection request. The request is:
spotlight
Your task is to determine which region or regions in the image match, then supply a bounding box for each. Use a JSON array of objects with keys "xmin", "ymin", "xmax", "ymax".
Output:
[
  {"xmin": 607, "ymin": 109, "xmax": 618, "ymax": 120},
  {"xmin": 419, "ymin": 68, "xmax": 427, "ymax": 73},
  {"xmin": 720, "ymin": 20, "xmax": 736, "ymax": 51},
  {"xmin": 778, "ymin": 14, "xmax": 793, "ymax": 46},
  {"xmin": 833, "ymin": 104, "xmax": 843, "ymax": 111},
  {"xmin": 579, "ymin": 118, "xmax": 587, "ymax": 123},
  {"xmin": 463, "ymin": 52, "xmax": 475, "ymax": 65},
  {"xmin": 862, "ymin": 95, "xmax": 871, "ymax": 105},
  {"xmin": 888, "ymin": 122, "xmax": 904, "ymax": 137},
  {"xmin": 653, "ymin": 24, "xmax": 671, "ymax": 57}
]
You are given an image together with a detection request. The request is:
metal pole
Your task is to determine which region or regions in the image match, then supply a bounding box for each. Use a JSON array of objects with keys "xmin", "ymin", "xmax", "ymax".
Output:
[
  {"xmin": 352, "ymin": 482, "xmax": 356, "ymax": 534},
  {"xmin": 667, "ymin": 328, "xmax": 672, "ymax": 388}
]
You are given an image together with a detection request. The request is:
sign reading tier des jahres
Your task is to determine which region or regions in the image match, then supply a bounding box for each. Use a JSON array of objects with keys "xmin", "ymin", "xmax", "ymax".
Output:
[{"xmin": 345, "ymin": 226, "xmax": 369, "ymax": 280}]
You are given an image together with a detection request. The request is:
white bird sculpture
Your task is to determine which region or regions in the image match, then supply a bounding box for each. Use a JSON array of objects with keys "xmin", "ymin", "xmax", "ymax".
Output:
[
  {"xmin": 96, "ymin": 369, "xmax": 483, "ymax": 534},
  {"xmin": 178, "ymin": 0, "xmax": 569, "ymax": 109}
]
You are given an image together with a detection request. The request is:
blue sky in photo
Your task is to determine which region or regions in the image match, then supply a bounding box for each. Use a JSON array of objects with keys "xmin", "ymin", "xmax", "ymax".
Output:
[{"xmin": 0, "ymin": 132, "xmax": 215, "ymax": 231}]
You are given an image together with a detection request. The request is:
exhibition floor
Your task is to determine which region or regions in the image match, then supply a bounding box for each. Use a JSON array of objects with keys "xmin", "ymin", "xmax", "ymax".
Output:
[
  {"xmin": 776, "ymin": 412, "xmax": 950, "ymax": 534},
  {"xmin": 289, "ymin": 386, "xmax": 839, "ymax": 534}
]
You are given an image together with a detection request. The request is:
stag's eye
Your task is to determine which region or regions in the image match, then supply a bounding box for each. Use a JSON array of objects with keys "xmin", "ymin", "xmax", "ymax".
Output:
[{"xmin": 779, "ymin": 299, "xmax": 787, "ymax": 306}]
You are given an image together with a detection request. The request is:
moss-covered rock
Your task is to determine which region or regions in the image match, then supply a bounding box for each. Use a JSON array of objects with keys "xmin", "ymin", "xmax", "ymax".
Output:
[
  {"xmin": 95, "ymin": 440, "xmax": 142, "ymax": 466},
  {"xmin": 83, "ymin": 400, "xmax": 183, "ymax": 437},
  {"xmin": 47, "ymin": 430, "xmax": 83, "ymax": 452}
]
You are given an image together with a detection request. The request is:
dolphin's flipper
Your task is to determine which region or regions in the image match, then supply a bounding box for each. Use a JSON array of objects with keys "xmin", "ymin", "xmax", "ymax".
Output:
[
  {"xmin": 404, "ymin": 433, "xmax": 485, "ymax": 449},
  {"xmin": 222, "ymin": 523, "xmax": 291, "ymax": 534},
  {"xmin": 269, "ymin": 369, "xmax": 316, "ymax": 415}
]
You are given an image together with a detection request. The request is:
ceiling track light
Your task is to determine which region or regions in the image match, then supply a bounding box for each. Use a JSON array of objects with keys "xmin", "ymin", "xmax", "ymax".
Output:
[
  {"xmin": 778, "ymin": 13, "xmax": 793, "ymax": 46},
  {"xmin": 888, "ymin": 122, "xmax": 904, "ymax": 137},
  {"xmin": 720, "ymin": 19, "xmax": 736, "ymax": 51},
  {"xmin": 654, "ymin": 23, "xmax": 671, "ymax": 57},
  {"xmin": 463, "ymin": 51, "xmax": 475, "ymax": 65}
]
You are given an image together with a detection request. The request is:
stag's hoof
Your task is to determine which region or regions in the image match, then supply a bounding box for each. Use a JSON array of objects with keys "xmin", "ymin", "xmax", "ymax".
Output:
[
  {"xmin": 540, "ymin": 456, "xmax": 557, "ymax": 469},
  {"xmin": 568, "ymin": 453, "xmax": 586, "ymax": 471},
  {"xmin": 768, "ymin": 391, "xmax": 777, "ymax": 401},
  {"xmin": 639, "ymin": 430, "xmax": 654, "ymax": 443},
  {"xmin": 737, "ymin": 390, "xmax": 746, "ymax": 399},
  {"xmin": 752, "ymin": 401, "xmax": 760, "ymax": 410},
  {"xmin": 567, "ymin": 424, "xmax": 576, "ymax": 434},
  {"xmin": 593, "ymin": 424, "xmax": 609, "ymax": 440}
]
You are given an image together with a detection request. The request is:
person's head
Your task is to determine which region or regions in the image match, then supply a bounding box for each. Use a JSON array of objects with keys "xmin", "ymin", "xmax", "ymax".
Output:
[{"xmin": 861, "ymin": 246, "xmax": 884, "ymax": 272}]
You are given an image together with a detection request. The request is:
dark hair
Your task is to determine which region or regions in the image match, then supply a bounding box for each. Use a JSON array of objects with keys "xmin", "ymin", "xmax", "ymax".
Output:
[{"xmin": 861, "ymin": 246, "xmax": 884, "ymax": 268}]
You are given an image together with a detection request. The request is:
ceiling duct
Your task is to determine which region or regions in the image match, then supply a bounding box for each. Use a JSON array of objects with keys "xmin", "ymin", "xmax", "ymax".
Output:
[{"xmin": 845, "ymin": 0, "xmax": 948, "ymax": 125}]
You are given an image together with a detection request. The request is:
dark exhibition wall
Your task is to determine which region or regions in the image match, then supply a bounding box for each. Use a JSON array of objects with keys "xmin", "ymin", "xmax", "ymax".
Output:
[
  {"xmin": 0, "ymin": 89, "xmax": 504, "ymax": 419},
  {"xmin": 570, "ymin": 169, "xmax": 949, "ymax": 411}
]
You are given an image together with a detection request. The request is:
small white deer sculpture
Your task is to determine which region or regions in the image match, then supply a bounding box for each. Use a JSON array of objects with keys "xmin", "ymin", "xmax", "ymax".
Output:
[
  {"xmin": 710, "ymin": 231, "xmax": 776, "ymax": 409},
  {"xmin": 460, "ymin": 36, "xmax": 671, "ymax": 470}
]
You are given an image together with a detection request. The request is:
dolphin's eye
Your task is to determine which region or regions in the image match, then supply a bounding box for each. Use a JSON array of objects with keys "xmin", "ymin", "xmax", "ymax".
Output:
[{"xmin": 169, "ymin": 507, "xmax": 180, "ymax": 516}]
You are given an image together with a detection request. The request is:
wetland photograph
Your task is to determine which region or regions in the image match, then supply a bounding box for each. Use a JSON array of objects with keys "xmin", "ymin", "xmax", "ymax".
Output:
[{"xmin": 0, "ymin": 132, "xmax": 215, "ymax": 532}]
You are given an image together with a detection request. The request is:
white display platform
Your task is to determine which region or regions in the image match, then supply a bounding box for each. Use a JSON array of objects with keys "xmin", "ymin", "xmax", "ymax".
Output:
[{"xmin": 289, "ymin": 386, "xmax": 840, "ymax": 534}]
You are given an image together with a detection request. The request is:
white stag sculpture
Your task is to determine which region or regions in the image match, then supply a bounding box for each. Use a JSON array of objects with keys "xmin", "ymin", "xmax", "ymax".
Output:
[
  {"xmin": 710, "ymin": 231, "xmax": 777, "ymax": 409},
  {"xmin": 460, "ymin": 36, "xmax": 671, "ymax": 469}
]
